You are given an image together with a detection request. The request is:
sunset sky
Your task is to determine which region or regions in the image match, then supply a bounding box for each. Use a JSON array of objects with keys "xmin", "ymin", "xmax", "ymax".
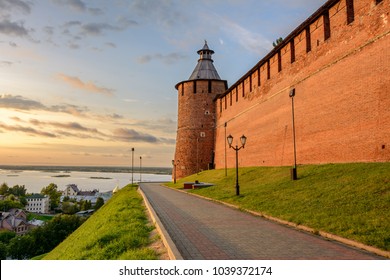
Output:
[{"xmin": 0, "ymin": 0, "xmax": 325, "ymax": 167}]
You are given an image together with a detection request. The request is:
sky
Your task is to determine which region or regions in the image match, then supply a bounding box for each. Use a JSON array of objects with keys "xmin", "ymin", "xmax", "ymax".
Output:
[{"xmin": 0, "ymin": 0, "xmax": 326, "ymax": 167}]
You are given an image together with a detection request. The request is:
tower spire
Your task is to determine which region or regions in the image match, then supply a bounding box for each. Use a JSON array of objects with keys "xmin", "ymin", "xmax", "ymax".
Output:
[{"xmin": 188, "ymin": 41, "xmax": 221, "ymax": 80}]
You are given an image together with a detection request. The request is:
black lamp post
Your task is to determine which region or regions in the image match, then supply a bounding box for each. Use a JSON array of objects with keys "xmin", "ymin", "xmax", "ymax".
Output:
[
  {"xmin": 131, "ymin": 148, "xmax": 134, "ymax": 185},
  {"xmin": 172, "ymin": 159, "xmax": 176, "ymax": 184},
  {"xmin": 139, "ymin": 156, "xmax": 142, "ymax": 182},
  {"xmin": 289, "ymin": 88, "xmax": 298, "ymax": 180},
  {"xmin": 224, "ymin": 122, "xmax": 227, "ymax": 177},
  {"xmin": 227, "ymin": 134, "xmax": 247, "ymax": 196}
]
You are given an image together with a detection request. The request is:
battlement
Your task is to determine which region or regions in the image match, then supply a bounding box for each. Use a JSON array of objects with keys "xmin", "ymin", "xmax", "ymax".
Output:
[
  {"xmin": 217, "ymin": 0, "xmax": 388, "ymax": 116},
  {"xmin": 213, "ymin": 0, "xmax": 389, "ymax": 169}
]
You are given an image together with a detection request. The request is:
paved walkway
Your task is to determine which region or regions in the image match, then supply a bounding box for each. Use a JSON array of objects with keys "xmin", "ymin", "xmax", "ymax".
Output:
[{"xmin": 140, "ymin": 183, "xmax": 383, "ymax": 260}]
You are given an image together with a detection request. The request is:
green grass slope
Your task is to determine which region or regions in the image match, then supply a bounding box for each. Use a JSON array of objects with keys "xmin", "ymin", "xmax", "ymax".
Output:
[
  {"xmin": 43, "ymin": 185, "xmax": 158, "ymax": 260},
  {"xmin": 167, "ymin": 162, "xmax": 390, "ymax": 251}
]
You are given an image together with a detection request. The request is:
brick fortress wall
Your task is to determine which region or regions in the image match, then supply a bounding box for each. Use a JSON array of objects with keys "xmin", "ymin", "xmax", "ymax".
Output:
[{"xmin": 214, "ymin": 0, "xmax": 390, "ymax": 170}]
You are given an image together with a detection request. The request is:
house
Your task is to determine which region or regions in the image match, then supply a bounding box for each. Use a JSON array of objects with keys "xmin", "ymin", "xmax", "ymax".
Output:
[
  {"xmin": 0, "ymin": 209, "xmax": 29, "ymax": 235},
  {"xmin": 63, "ymin": 184, "xmax": 80, "ymax": 196},
  {"xmin": 25, "ymin": 194, "xmax": 50, "ymax": 214}
]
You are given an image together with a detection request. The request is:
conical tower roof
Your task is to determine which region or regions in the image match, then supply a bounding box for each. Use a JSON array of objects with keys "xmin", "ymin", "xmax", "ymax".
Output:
[{"xmin": 188, "ymin": 41, "xmax": 221, "ymax": 80}]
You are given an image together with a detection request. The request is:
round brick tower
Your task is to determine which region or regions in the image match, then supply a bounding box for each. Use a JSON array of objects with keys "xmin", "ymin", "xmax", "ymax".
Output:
[{"xmin": 174, "ymin": 41, "xmax": 227, "ymax": 179}]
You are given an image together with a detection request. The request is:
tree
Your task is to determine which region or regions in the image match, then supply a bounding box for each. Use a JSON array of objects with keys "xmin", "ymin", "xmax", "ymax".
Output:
[
  {"xmin": 8, "ymin": 235, "xmax": 35, "ymax": 259},
  {"xmin": 61, "ymin": 202, "xmax": 79, "ymax": 214},
  {"xmin": 0, "ymin": 241, "xmax": 7, "ymax": 260},
  {"xmin": 0, "ymin": 231, "xmax": 16, "ymax": 244},
  {"xmin": 273, "ymin": 37, "xmax": 283, "ymax": 47},
  {"xmin": 9, "ymin": 185, "xmax": 27, "ymax": 197},
  {"xmin": 0, "ymin": 183, "xmax": 9, "ymax": 195},
  {"xmin": 41, "ymin": 183, "xmax": 61, "ymax": 210},
  {"xmin": 80, "ymin": 200, "xmax": 92, "ymax": 211},
  {"xmin": 5, "ymin": 214, "xmax": 85, "ymax": 259},
  {"xmin": 0, "ymin": 200, "xmax": 24, "ymax": 212},
  {"xmin": 94, "ymin": 197, "xmax": 104, "ymax": 211}
]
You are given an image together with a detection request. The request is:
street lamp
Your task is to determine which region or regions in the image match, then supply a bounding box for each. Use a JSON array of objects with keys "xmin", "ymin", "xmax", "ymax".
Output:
[
  {"xmin": 227, "ymin": 134, "xmax": 247, "ymax": 196},
  {"xmin": 224, "ymin": 122, "xmax": 227, "ymax": 176},
  {"xmin": 139, "ymin": 156, "xmax": 142, "ymax": 182},
  {"xmin": 131, "ymin": 148, "xmax": 134, "ymax": 185},
  {"xmin": 172, "ymin": 159, "xmax": 176, "ymax": 184},
  {"xmin": 289, "ymin": 88, "xmax": 298, "ymax": 180}
]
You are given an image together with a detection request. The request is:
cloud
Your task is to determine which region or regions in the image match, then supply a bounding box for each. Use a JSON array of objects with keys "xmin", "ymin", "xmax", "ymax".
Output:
[
  {"xmin": 112, "ymin": 128, "xmax": 159, "ymax": 143},
  {"xmin": 29, "ymin": 119, "xmax": 108, "ymax": 138},
  {"xmin": 88, "ymin": 7, "xmax": 103, "ymax": 16},
  {"xmin": 0, "ymin": 122, "xmax": 57, "ymax": 138},
  {"xmin": 0, "ymin": 0, "xmax": 32, "ymax": 15},
  {"xmin": 218, "ymin": 16, "xmax": 272, "ymax": 55},
  {"xmin": 0, "ymin": 94, "xmax": 46, "ymax": 110},
  {"xmin": 135, "ymin": 117, "xmax": 177, "ymax": 134},
  {"xmin": 0, "ymin": 94, "xmax": 89, "ymax": 117},
  {"xmin": 128, "ymin": 0, "xmax": 187, "ymax": 28},
  {"xmin": 62, "ymin": 17, "xmax": 137, "ymax": 38},
  {"xmin": 0, "ymin": 60, "xmax": 13, "ymax": 67},
  {"xmin": 106, "ymin": 113, "xmax": 123, "ymax": 119},
  {"xmin": 57, "ymin": 74, "xmax": 115, "ymax": 96},
  {"xmin": 51, "ymin": 0, "xmax": 86, "ymax": 12},
  {"xmin": 137, "ymin": 52, "xmax": 187, "ymax": 65},
  {"xmin": 80, "ymin": 22, "xmax": 117, "ymax": 36},
  {"xmin": 1, "ymin": 94, "xmax": 175, "ymax": 145},
  {"xmin": 0, "ymin": 18, "xmax": 31, "ymax": 37},
  {"xmin": 105, "ymin": 42, "xmax": 116, "ymax": 48}
]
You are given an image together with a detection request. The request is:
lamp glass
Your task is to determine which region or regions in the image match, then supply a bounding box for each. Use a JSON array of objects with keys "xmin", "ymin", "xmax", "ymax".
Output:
[
  {"xmin": 227, "ymin": 134, "xmax": 233, "ymax": 146},
  {"xmin": 240, "ymin": 135, "xmax": 247, "ymax": 147}
]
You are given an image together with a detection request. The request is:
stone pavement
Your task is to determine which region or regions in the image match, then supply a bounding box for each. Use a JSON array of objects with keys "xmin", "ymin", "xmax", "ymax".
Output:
[{"xmin": 139, "ymin": 183, "xmax": 383, "ymax": 260}]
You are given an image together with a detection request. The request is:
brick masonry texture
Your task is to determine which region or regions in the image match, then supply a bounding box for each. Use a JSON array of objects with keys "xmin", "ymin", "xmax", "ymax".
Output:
[
  {"xmin": 174, "ymin": 80, "xmax": 227, "ymax": 178},
  {"xmin": 214, "ymin": 0, "xmax": 389, "ymax": 170}
]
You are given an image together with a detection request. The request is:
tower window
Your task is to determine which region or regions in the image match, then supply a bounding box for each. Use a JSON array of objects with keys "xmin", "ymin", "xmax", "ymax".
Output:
[{"xmin": 200, "ymin": 132, "xmax": 206, "ymax": 138}]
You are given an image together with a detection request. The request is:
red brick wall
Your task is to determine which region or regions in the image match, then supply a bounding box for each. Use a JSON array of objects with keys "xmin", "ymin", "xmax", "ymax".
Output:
[{"xmin": 215, "ymin": 0, "xmax": 390, "ymax": 170}]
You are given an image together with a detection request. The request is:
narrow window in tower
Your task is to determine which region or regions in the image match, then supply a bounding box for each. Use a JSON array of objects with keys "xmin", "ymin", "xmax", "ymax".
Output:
[
  {"xmin": 236, "ymin": 87, "xmax": 238, "ymax": 102},
  {"xmin": 193, "ymin": 81, "xmax": 197, "ymax": 93},
  {"xmin": 208, "ymin": 80, "xmax": 212, "ymax": 93},
  {"xmin": 230, "ymin": 91, "xmax": 232, "ymax": 106},
  {"xmin": 242, "ymin": 82, "xmax": 245, "ymax": 97},
  {"xmin": 220, "ymin": 99, "xmax": 222, "ymax": 113},
  {"xmin": 277, "ymin": 50, "xmax": 282, "ymax": 72},
  {"xmin": 290, "ymin": 39, "xmax": 296, "ymax": 63},
  {"xmin": 249, "ymin": 75, "xmax": 252, "ymax": 92},
  {"xmin": 257, "ymin": 68, "xmax": 261, "ymax": 86},
  {"xmin": 225, "ymin": 96, "xmax": 227, "ymax": 109},
  {"xmin": 323, "ymin": 10, "xmax": 331, "ymax": 40},
  {"xmin": 306, "ymin": 26, "xmax": 311, "ymax": 52},
  {"xmin": 346, "ymin": 0, "xmax": 355, "ymax": 24},
  {"xmin": 200, "ymin": 132, "xmax": 205, "ymax": 138}
]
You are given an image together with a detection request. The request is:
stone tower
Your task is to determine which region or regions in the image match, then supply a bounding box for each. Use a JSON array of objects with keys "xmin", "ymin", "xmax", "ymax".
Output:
[{"xmin": 174, "ymin": 41, "xmax": 227, "ymax": 179}]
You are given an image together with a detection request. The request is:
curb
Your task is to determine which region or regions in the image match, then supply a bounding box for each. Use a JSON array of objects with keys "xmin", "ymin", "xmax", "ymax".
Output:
[
  {"xmin": 170, "ymin": 186, "xmax": 390, "ymax": 259},
  {"xmin": 138, "ymin": 186, "xmax": 183, "ymax": 260}
]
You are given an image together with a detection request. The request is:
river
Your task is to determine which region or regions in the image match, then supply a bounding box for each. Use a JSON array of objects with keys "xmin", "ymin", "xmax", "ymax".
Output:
[{"xmin": 0, "ymin": 166, "xmax": 172, "ymax": 194}]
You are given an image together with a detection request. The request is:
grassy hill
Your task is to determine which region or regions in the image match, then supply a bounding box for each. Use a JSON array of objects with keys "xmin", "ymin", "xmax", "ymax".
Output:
[
  {"xmin": 43, "ymin": 185, "xmax": 159, "ymax": 260},
  {"xmin": 167, "ymin": 162, "xmax": 390, "ymax": 252}
]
